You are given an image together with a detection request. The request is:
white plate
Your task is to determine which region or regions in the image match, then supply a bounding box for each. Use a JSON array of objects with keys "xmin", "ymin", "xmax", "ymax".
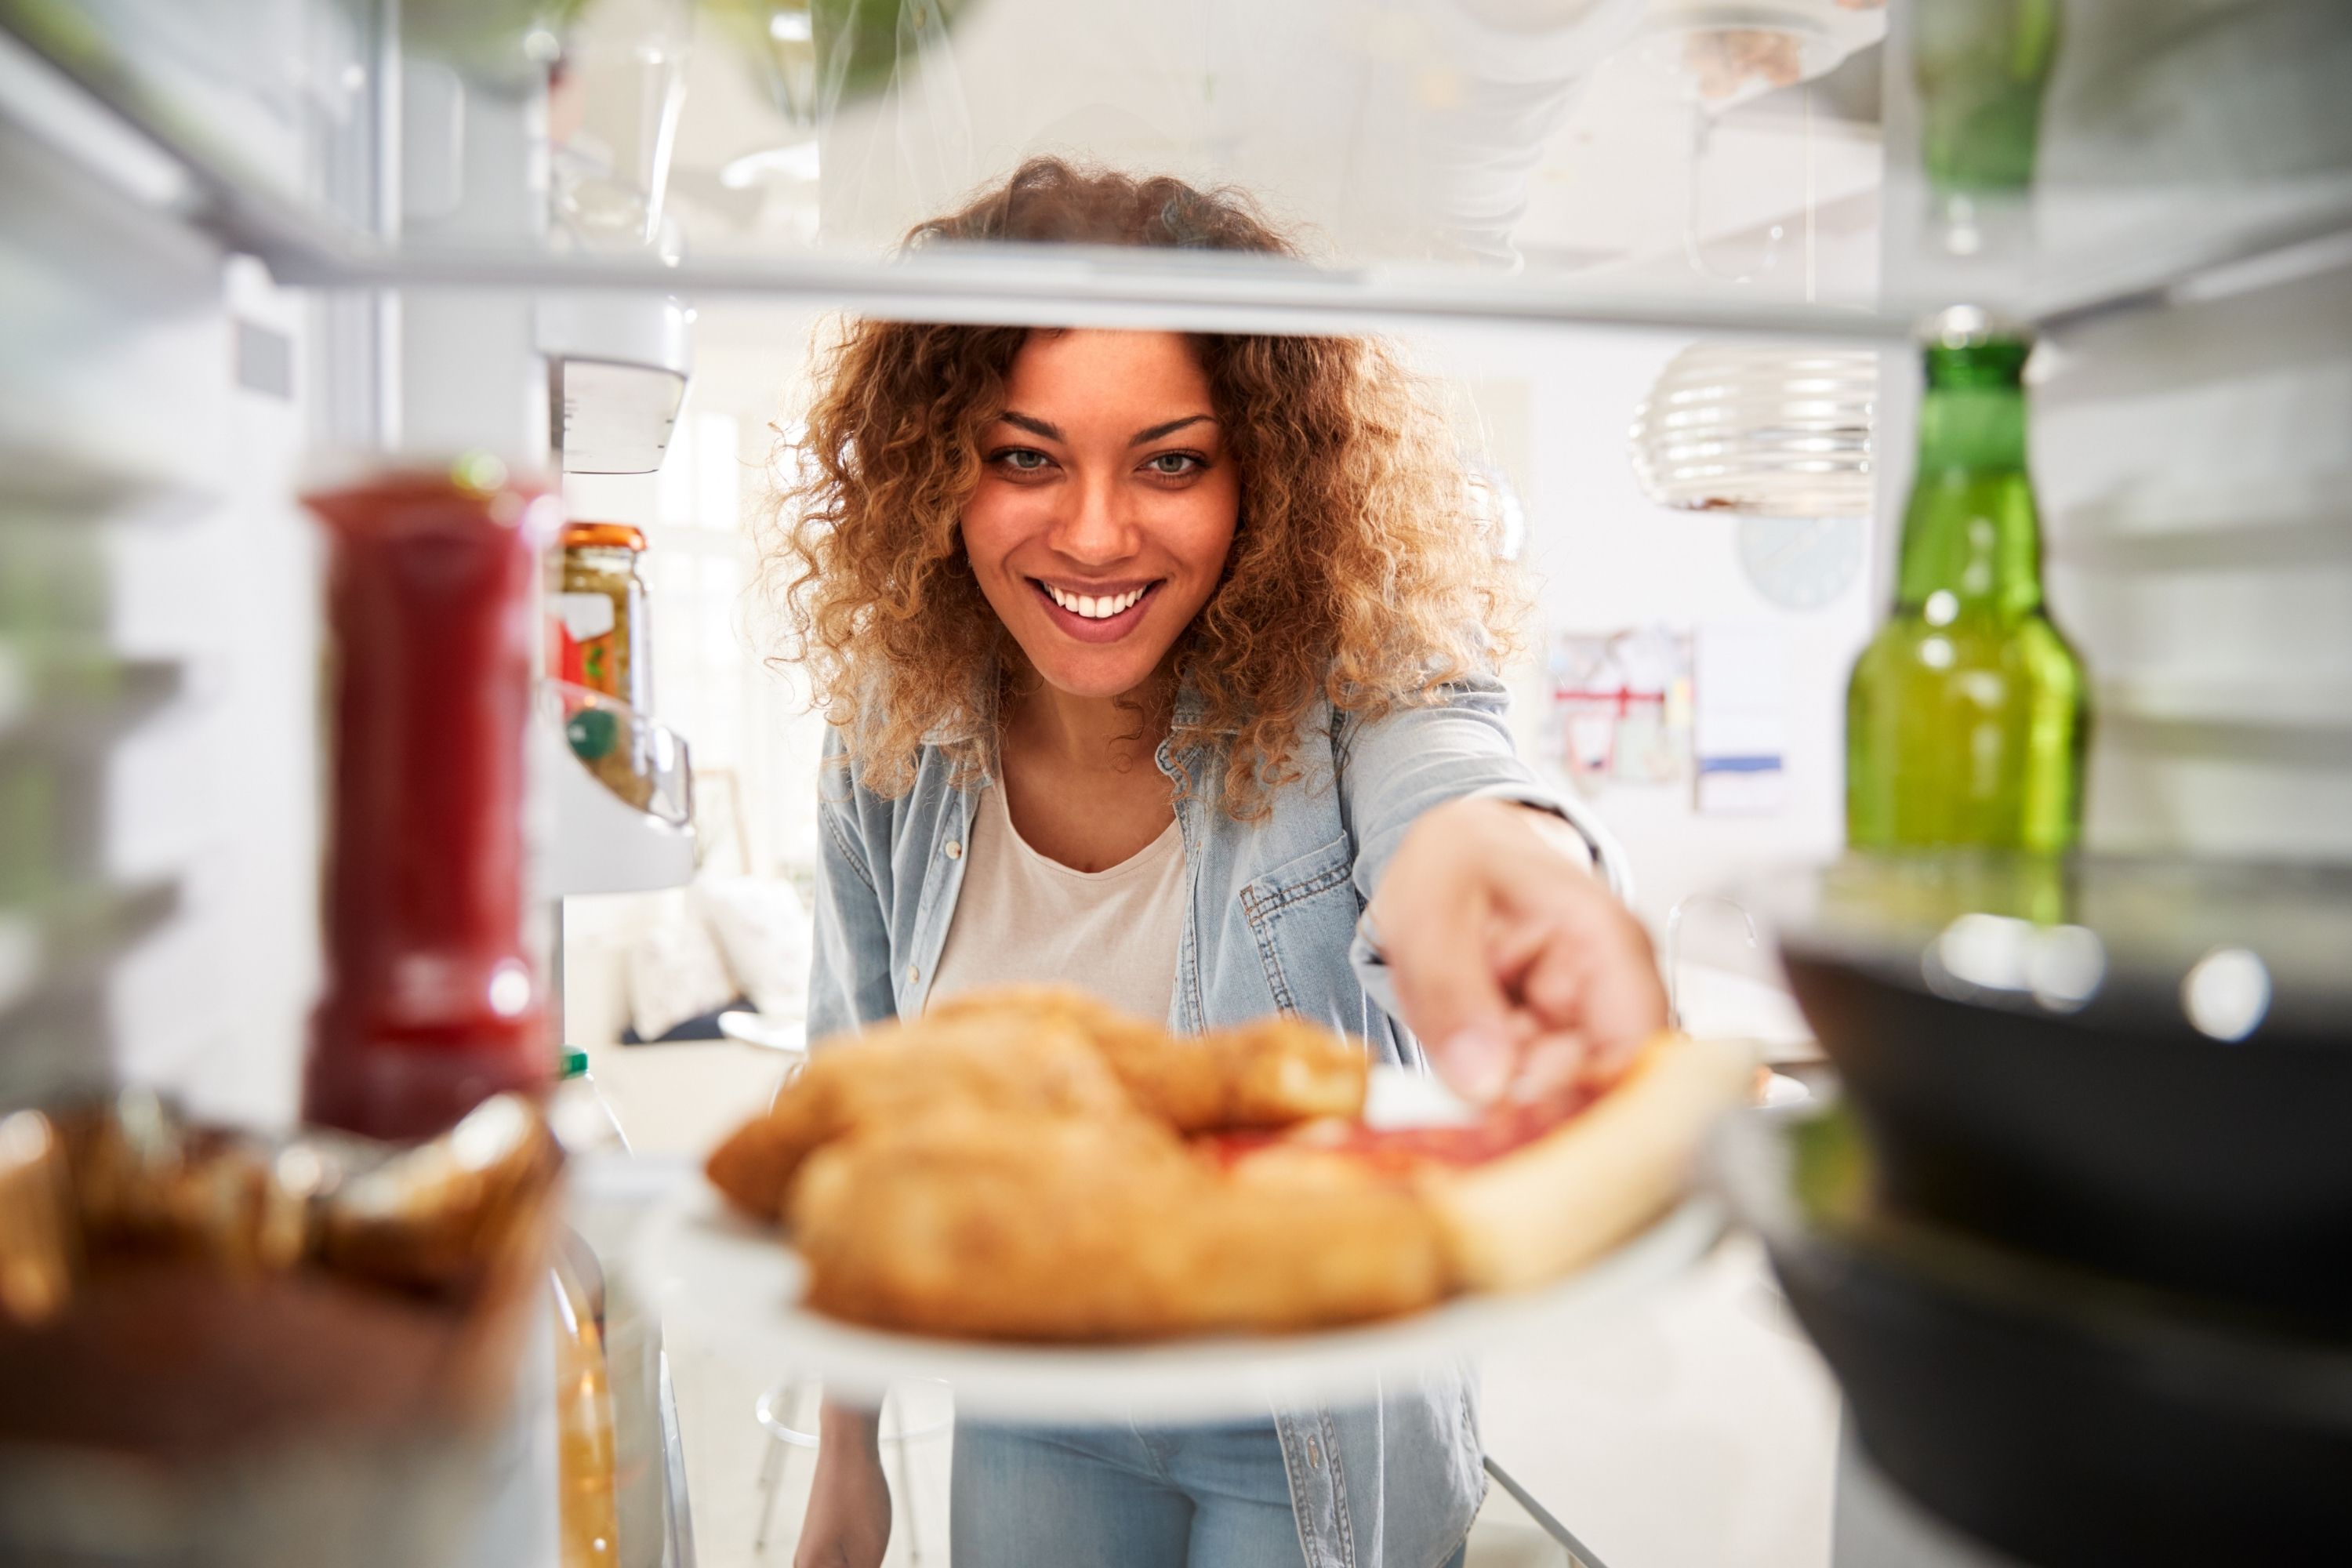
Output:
[
  {"xmin": 716, "ymin": 1010, "xmax": 808, "ymax": 1054},
  {"xmin": 630, "ymin": 1183, "xmax": 1728, "ymax": 1425}
]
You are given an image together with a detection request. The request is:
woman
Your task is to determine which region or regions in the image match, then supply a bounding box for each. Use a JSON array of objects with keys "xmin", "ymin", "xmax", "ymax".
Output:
[{"xmin": 770, "ymin": 158, "xmax": 1664, "ymax": 1568}]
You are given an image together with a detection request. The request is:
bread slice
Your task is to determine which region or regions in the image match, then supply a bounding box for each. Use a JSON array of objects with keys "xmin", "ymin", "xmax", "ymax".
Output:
[{"xmin": 1417, "ymin": 1033, "xmax": 1755, "ymax": 1293}]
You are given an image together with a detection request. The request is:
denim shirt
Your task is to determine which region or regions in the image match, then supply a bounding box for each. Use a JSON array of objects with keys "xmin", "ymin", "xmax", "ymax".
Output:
[{"xmin": 808, "ymin": 672, "xmax": 1605, "ymax": 1568}]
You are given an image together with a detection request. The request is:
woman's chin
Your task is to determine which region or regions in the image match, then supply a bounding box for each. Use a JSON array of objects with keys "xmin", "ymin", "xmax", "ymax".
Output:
[{"xmin": 1015, "ymin": 639, "xmax": 1168, "ymax": 705}]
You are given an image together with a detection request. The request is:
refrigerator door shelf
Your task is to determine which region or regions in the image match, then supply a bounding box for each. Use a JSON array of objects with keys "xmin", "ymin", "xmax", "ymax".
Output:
[
  {"xmin": 537, "ymin": 688, "xmax": 696, "ymax": 898},
  {"xmin": 537, "ymin": 292, "xmax": 693, "ymax": 477}
]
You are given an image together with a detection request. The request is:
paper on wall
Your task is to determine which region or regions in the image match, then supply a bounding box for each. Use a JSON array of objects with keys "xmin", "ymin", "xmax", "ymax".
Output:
[{"xmin": 1693, "ymin": 623, "xmax": 1788, "ymax": 815}]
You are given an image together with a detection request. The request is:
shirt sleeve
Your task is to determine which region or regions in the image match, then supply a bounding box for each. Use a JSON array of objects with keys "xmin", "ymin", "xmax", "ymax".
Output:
[
  {"xmin": 1335, "ymin": 668, "xmax": 1624, "ymax": 1022},
  {"xmin": 806, "ymin": 726, "xmax": 899, "ymax": 1048}
]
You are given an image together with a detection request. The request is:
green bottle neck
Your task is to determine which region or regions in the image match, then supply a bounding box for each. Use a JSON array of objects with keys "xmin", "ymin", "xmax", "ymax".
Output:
[{"xmin": 1896, "ymin": 356, "xmax": 2045, "ymax": 618}]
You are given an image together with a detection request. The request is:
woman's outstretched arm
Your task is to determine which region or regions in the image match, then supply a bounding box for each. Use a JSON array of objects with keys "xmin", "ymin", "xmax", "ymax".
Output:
[{"xmin": 1338, "ymin": 674, "xmax": 1665, "ymax": 1102}]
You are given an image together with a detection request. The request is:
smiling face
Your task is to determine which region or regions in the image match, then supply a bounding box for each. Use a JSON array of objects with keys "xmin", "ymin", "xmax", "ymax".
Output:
[{"xmin": 960, "ymin": 329, "xmax": 1241, "ymax": 704}]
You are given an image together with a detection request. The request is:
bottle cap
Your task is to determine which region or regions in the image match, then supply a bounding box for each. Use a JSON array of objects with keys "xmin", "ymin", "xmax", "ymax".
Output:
[
  {"xmin": 1919, "ymin": 304, "xmax": 2031, "ymax": 350},
  {"xmin": 559, "ymin": 1045, "xmax": 590, "ymax": 1080}
]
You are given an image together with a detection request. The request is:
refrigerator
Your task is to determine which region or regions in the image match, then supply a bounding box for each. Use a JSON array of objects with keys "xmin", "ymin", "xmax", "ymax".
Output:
[{"xmin": 3, "ymin": 2, "xmax": 2348, "ymax": 1564}]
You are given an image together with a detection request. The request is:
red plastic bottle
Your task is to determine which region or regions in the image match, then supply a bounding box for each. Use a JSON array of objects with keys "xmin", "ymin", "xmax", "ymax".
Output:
[{"xmin": 304, "ymin": 461, "xmax": 559, "ymax": 1141}]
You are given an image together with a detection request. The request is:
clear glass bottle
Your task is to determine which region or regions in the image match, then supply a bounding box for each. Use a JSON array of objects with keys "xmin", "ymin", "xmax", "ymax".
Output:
[
  {"xmin": 552, "ymin": 1047, "xmax": 626, "ymax": 1568},
  {"xmin": 552, "ymin": 1240, "xmax": 621, "ymax": 1568}
]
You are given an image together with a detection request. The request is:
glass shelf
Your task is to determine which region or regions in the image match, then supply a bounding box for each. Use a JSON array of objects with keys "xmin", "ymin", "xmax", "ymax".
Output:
[
  {"xmin": 0, "ymin": 879, "xmax": 178, "ymax": 1024},
  {"xmin": 5, "ymin": 0, "xmax": 2349, "ymax": 340},
  {"xmin": 0, "ymin": 644, "xmax": 181, "ymax": 752}
]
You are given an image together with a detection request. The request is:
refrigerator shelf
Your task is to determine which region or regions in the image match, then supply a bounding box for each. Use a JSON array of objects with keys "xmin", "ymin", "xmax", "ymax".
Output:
[
  {"xmin": 0, "ymin": 878, "xmax": 179, "ymax": 1025},
  {"xmin": 0, "ymin": 646, "xmax": 182, "ymax": 753},
  {"xmin": 7, "ymin": 8, "xmax": 2351, "ymax": 344}
]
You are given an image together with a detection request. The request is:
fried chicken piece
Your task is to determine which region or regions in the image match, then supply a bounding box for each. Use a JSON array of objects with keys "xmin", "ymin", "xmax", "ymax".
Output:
[
  {"xmin": 927, "ymin": 987, "xmax": 1368, "ymax": 1132},
  {"xmin": 1171, "ymin": 1148, "xmax": 1449, "ymax": 1334},
  {"xmin": 703, "ymin": 1012, "xmax": 1131, "ymax": 1218},
  {"xmin": 790, "ymin": 1109, "xmax": 1446, "ymax": 1341}
]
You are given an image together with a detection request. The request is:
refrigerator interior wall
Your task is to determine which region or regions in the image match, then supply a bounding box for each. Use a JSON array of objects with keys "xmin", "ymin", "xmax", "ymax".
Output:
[
  {"xmin": 2039, "ymin": 263, "xmax": 2352, "ymax": 857},
  {"xmin": 0, "ymin": 107, "xmax": 321, "ymax": 1123}
]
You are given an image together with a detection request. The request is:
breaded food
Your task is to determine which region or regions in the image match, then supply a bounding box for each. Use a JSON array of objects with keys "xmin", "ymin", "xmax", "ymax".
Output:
[
  {"xmin": 790, "ymin": 1109, "xmax": 1446, "ymax": 1341},
  {"xmin": 703, "ymin": 1011, "xmax": 1131, "ymax": 1218},
  {"xmin": 706, "ymin": 987, "xmax": 1748, "ymax": 1342},
  {"xmin": 927, "ymin": 987, "xmax": 1368, "ymax": 1132}
]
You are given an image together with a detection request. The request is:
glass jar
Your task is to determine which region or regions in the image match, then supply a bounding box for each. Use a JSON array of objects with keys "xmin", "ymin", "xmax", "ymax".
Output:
[
  {"xmin": 550, "ymin": 522, "xmax": 650, "ymax": 713},
  {"xmin": 303, "ymin": 460, "xmax": 557, "ymax": 1142}
]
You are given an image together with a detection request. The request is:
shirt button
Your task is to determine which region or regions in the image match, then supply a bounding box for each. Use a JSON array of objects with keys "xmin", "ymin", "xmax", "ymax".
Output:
[
  {"xmin": 905, "ymin": 964, "xmax": 920, "ymax": 987},
  {"xmin": 944, "ymin": 840, "xmax": 962, "ymax": 859}
]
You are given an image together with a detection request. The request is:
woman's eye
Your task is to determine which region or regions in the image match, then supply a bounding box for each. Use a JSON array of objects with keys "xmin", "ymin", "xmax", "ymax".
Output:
[
  {"xmin": 1145, "ymin": 452, "xmax": 1204, "ymax": 477},
  {"xmin": 993, "ymin": 448, "xmax": 1051, "ymax": 473}
]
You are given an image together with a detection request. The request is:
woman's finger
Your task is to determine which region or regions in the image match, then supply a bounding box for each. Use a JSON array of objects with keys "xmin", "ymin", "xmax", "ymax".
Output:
[
  {"xmin": 1383, "ymin": 902, "xmax": 1524, "ymax": 1104},
  {"xmin": 1511, "ymin": 902, "xmax": 1665, "ymax": 1081},
  {"xmin": 1512, "ymin": 1029, "xmax": 1591, "ymax": 1103},
  {"xmin": 1519, "ymin": 923, "xmax": 1587, "ymax": 1023}
]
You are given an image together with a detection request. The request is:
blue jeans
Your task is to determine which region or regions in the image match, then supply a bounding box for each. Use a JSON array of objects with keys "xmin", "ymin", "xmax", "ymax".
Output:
[{"xmin": 951, "ymin": 1419, "xmax": 1472, "ymax": 1568}]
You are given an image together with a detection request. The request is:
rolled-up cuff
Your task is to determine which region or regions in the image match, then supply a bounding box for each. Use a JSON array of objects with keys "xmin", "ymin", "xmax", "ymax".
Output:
[{"xmin": 1460, "ymin": 782, "xmax": 1632, "ymax": 905}]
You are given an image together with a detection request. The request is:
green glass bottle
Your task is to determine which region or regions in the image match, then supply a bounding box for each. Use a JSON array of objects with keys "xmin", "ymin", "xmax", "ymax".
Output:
[
  {"xmin": 1913, "ymin": 0, "xmax": 2063, "ymax": 200},
  {"xmin": 1846, "ymin": 307, "xmax": 2086, "ymax": 854}
]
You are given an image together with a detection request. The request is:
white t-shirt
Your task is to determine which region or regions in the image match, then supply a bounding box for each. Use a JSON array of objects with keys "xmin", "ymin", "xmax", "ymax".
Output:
[{"xmin": 925, "ymin": 780, "xmax": 1186, "ymax": 1025}]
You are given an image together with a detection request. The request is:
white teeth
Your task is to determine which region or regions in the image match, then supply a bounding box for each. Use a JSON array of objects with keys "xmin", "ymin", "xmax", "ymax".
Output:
[{"xmin": 1045, "ymin": 584, "xmax": 1146, "ymax": 619}]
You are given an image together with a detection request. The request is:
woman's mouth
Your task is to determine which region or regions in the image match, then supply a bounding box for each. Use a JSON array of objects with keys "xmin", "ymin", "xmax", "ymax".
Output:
[{"xmin": 1030, "ymin": 579, "xmax": 1161, "ymax": 643}]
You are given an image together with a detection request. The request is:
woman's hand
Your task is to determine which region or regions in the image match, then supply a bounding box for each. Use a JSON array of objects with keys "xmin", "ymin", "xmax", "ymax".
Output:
[
  {"xmin": 1368, "ymin": 797, "xmax": 1667, "ymax": 1104},
  {"xmin": 793, "ymin": 1402, "xmax": 891, "ymax": 1568}
]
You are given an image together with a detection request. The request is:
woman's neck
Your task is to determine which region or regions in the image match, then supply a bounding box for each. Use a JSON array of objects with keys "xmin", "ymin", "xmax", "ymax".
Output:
[
  {"xmin": 1002, "ymin": 675, "xmax": 1171, "ymax": 779},
  {"xmin": 994, "ymin": 665, "xmax": 1180, "ymax": 871}
]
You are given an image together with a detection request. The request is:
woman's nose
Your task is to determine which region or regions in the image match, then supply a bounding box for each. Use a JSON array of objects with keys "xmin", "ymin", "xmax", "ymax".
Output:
[{"xmin": 1050, "ymin": 473, "xmax": 1134, "ymax": 564}]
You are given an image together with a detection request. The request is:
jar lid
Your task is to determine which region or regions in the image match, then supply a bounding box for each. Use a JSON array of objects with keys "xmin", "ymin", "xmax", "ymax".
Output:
[{"xmin": 561, "ymin": 521, "xmax": 648, "ymax": 551}]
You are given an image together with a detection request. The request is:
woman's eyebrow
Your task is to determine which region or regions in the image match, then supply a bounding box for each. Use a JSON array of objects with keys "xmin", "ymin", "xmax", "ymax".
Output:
[
  {"xmin": 1000, "ymin": 411, "xmax": 1064, "ymax": 441},
  {"xmin": 1130, "ymin": 414, "xmax": 1214, "ymax": 446}
]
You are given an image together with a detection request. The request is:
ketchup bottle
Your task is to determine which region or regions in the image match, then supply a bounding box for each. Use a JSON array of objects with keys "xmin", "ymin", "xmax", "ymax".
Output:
[{"xmin": 304, "ymin": 459, "xmax": 559, "ymax": 1141}]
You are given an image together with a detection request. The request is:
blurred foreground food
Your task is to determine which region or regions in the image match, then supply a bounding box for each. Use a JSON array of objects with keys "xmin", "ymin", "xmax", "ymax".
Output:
[
  {"xmin": 0, "ymin": 1091, "xmax": 560, "ymax": 1455},
  {"xmin": 707, "ymin": 985, "xmax": 1751, "ymax": 1341}
]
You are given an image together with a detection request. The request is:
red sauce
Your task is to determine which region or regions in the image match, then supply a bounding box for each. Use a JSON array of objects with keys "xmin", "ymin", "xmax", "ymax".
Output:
[
  {"xmin": 1206, "ymin": 1081, "xmax": 1606, "ymax": 1174},
  {"xmin": 303, "ymin": 467, "xmax": 557, "ymax": 1141}
]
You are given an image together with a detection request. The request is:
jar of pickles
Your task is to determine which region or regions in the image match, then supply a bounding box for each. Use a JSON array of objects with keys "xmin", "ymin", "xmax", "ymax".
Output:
[
  {"xmin": 550, "ymin": 524, "xmax": 659, "ymax": 811},
  {"xmin": 549, "ymin": 523, "xmax": 650, "ymax": 713}
]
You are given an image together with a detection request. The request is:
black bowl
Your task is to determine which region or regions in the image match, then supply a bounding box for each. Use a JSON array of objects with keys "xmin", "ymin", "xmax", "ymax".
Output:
[
  {"xmin": 1760, "ymin": 854, "xmax": 2352, "ymax": 1325},
  {"xmin": 1715, "ymin": 1103, "xmax": 2352, "ymax": 1568}
]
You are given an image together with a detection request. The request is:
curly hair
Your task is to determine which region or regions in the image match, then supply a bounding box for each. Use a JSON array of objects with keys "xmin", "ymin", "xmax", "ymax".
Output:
[{"xmin": 762, "ymin": 157, "xmax": 1523, "ymax": 818}]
